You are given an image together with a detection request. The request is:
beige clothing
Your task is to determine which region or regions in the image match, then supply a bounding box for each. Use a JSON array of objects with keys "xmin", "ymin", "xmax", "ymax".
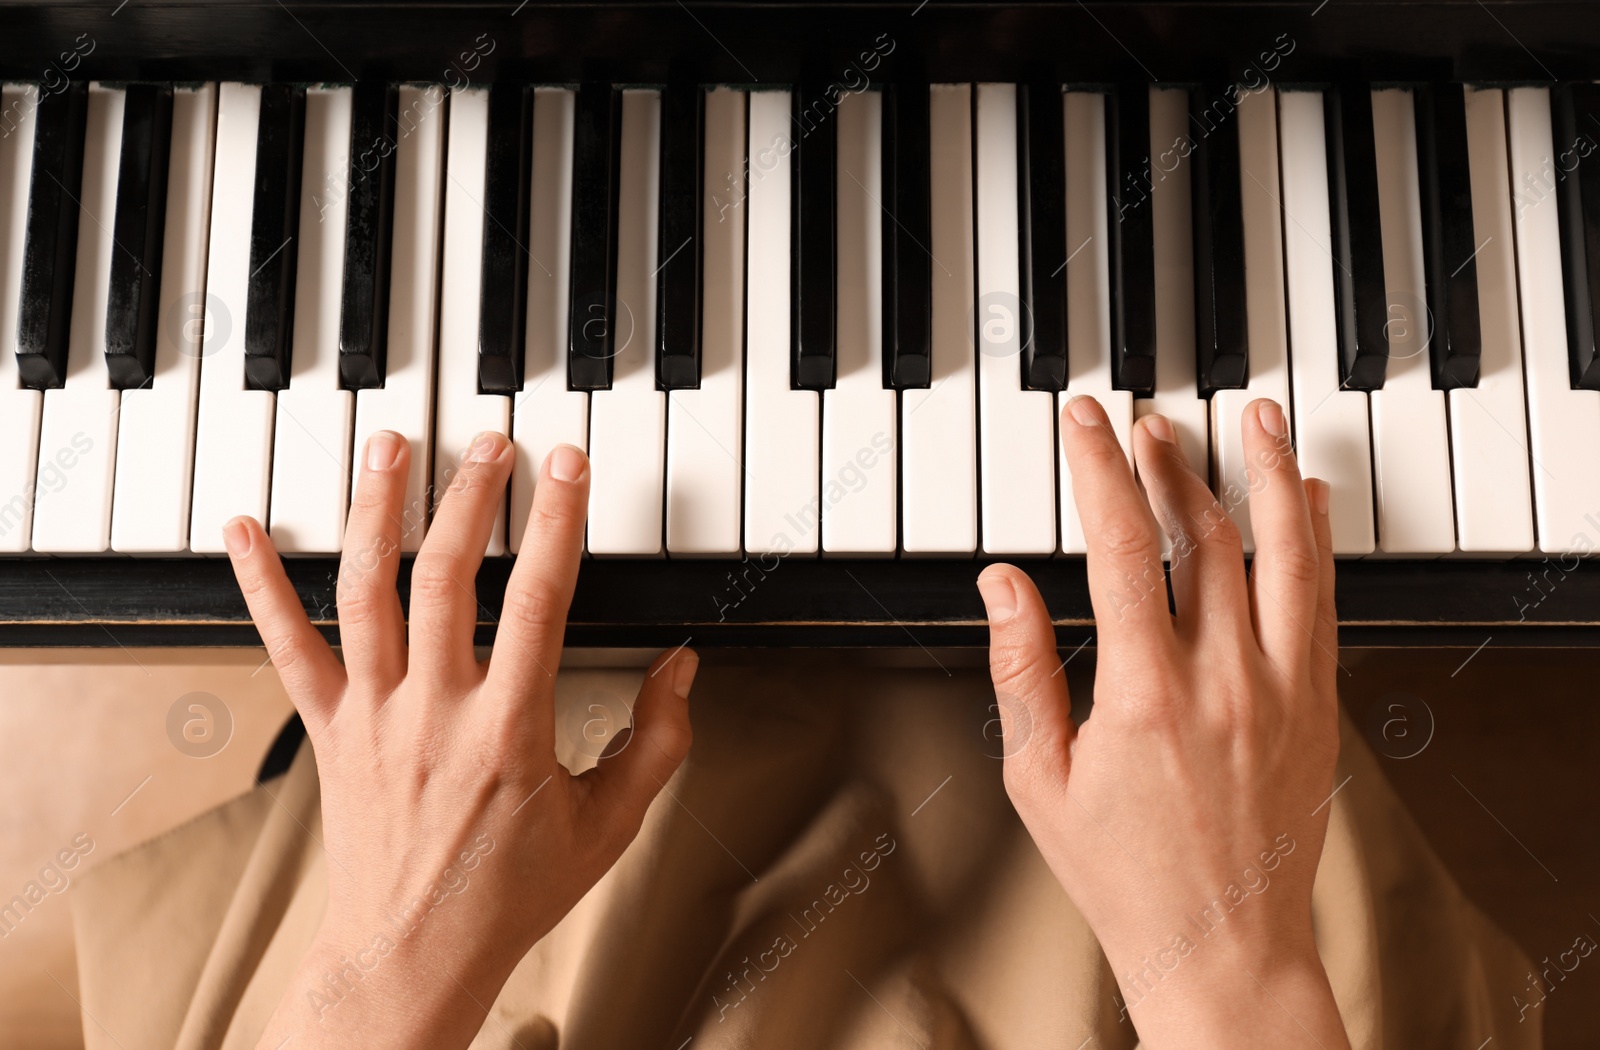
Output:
[{"xmin": 72, "ymin": 666, "xmax": 1538, "ymax": 1048}]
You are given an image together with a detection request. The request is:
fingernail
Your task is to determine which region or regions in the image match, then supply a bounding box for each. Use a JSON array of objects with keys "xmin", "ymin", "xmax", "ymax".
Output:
[
  {"xmin": 671, "ymin": 649, "xmax": 700, "ymax": 699},
  {"xmin": 1258, "ymin": 400, "xmax": 1288, "ymax": 439},
  {"xmin": 223, "ymin": 517, "xmax": 252, "ymax": 557},
  {"xmin": 466, "ymin": 431, "xmax": 505, "ymax": 463},
  {"xmin": 1310, "ymin": 479, "xmax": 1330, "ymax": 516},
  {"xmin": 366, "ymin": 430, "xmax": 401, "ymax": 471},
  {"xmin": 548, "ymin": 444, "xmax": 588, "ymax": 483},
  {"xmin": 1067, "ymin": 395, "xmax": 1105, "ymax": 428},
  {"xmin": 977, "ymin": 569, "xmax": 1017, "ymax": 623},
  {"xmin": 1143, "ymin": 413, "xmax": 1177, "ymax": 444}
]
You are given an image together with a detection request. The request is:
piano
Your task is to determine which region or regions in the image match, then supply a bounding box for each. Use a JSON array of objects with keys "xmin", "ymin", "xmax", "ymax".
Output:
[{"xmin": 3, "ymin": 0, "xmax": 1600, "ymax": 647}]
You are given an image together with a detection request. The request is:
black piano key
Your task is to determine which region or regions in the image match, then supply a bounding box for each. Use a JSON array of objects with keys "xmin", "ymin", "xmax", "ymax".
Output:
[
  {"xmin": 105, "ymin": 84, "xmax": 173, "ymax": 391},
  {"xmin": 243, "ymin": 84, "xmax": 306, "ymax": 392},
  {"xmin": 477, "ymin": 82, "xmax": 531, "ymax": 395},
  {"xmin": 1554, "ymin": 83, "xmax": 1600, "ymax": 391},
  {"xmin": 1109, "ymin": 83, "xmax": 1155, "ymax": 396},
  {"xmin": 657, "ymin": 83, "xmax": 702, "ymax": 390},
  {"xmin": 792, "ymin": 83, "xmax": 836, "ymax": 390},
  {"xmin": 339, "ymin": 81, "xmax": 398, "ymax": 391},
  {"xmin": 1415, "ymin": 83, "xmax": 1482, "ymax": 391},
  {"xmin": 1190, "ymin": 83, "xmax": 1249, "ymax": 394},
  {"xmin": 568, "ymin": 82, "xmax": 620, "ymax": 391},
  {"xmin": 882, "ymin": 82, "xmax": 932, "ymax": 389},
  {"xmin": 17, "ymin": 81, "xmax": 88, "ymax": 390},
  {"xmin": 1325, "ymin": 84, "xmax": 1389, "ymax": 392},
  {"xmin": 1017, "ymin": 80, "xmax": 1067, "ymax": 393}
]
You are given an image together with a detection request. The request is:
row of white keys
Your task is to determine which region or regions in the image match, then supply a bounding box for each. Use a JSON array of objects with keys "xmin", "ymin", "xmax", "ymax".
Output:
[
  {"xmin": 1507, "ymin": 87, "xmax": 1600, "ymax": 554},
  {"xmin": 0, "ymin": 85, "xmax": 43, "ymax": 553},
  {"xmin": 269, "ymin": 86, "xmax": 355, "ymax": 553},
  {"xmin": 1277, "ymin": 89, "xmax": 1376, "ymax": 554},
  {"xmin": 1212, "ymin": 85, "xmax": 1292, "ymax": 552},
  {"xmin": 111, "ymin": 85, "xmax": 215, "ymax": 552},
  {"xmin": 1141, "ymin": 85, "xmax": 1209, "ymax": 551},
  {"xmin": 1448, "ymin": 87, "xmax": 1535, "ymax": 554},
  {"xmin": 354, "ymin": 84, "xmax": 446, "ymax": 553},
  {"xmin": 31, "ymin": 83, "xmax": 122, "ymax": 552},
  {"xmin": 823, "ymin": 88, "xmax": 897, "ymax": 554},
  {"xmin": 744, "ymin": 90, "xmax": 820, "ymax": 557},
  {"xmin": 436, "ymin": 87, "xmax": 510, "ymax": 554},
  {"xmin": 901, "ymin": 83, "xmax": 977, "ymax": 555},
  {"xmin": 664, "ymin": 87, "xmax": 745, "ymax": 556},
  {"xmin": 587, "ymin": 89, "xmax": 667, "ymax": 556},
  {"xmin": 191, "ymin": 83, "xmax": 274, "ymax": 553},
  {"xmin": 510, "ymin": 87, "xmax": 588, "ymax": 553},
  {"xmin": 975, "ymin": 83, "xmax": 1055, "ymax": 555},
  {"xmin": 1060, "ymin": 89, "xmax": 1133, "ymax": 554},
  {"xmin": 1368, "ymin": 87, "xmax": 1455, "ymax": 555}
]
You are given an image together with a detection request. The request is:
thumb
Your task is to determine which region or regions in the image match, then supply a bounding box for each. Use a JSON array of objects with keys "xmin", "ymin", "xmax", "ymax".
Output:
[
  {"xmin": 977, "ymin": 565, "xmax": 1077, "ymax": 792},
  {"xmin": 583, "ymin": 647, "xmax": 697, "ymax": 837}
]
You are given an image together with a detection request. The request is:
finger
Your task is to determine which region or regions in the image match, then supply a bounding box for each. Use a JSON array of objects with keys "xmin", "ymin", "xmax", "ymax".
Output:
[
  {"xmin": 337, "ymin": 431, "xmax": 411, "ymax": 691},
  {"xmin": 486, "ymin": 445, "xmax": 590, "ymax": 700},
  {"xmin": 224, "ymin": 516, "xmax": 345, "ymax": 718},
  {"xmin": 409, "ymin": 431, "xmax": 514, "ymax": 684},
  {"xmin": 977, "ymin": 565, "xmax": 1077, "ymax": 793},
  {"xmin": 1131, "ymin": 413, "xmax": 1250, "ymax": 642},
  {"xmin": 581, "ymin": 647, "xmax": 697, "ymax": 843},
  {"xmin": 1240, "ymin": 400, "xmax": 1321, "ymax": 676},
  {"xmin": 1060, "ymin": 395, "xmax": 1172, "ymax": 647},
  {"xmin": 1305, "ymin": 478, "xmax": 1340, "ymax": 692}
]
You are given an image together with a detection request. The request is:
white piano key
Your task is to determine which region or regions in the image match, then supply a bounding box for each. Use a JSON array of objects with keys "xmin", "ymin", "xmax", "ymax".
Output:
[
  {"xmin": 1367, "ymin": 87, "xmax": 1456, "ymax": 556},
  {"xmin": 191, "ymin": 83, "xmax": 275, "ymax": 553},
  {"xmin": 510, "ymin": 87, "xmax": 589, "ymax": 555},
  {"xmin": 269, "ymin": 86, "xmax": 355, "ymax": 554},
  {"xmin": 1506, "ymin": 88, "xmax": 1600, "ymax": 556},
  {"xmin": 744, "ymin": 90, "xmax": 820, "ymax": 557},
  {"xmin": 976, "ymin": 83, "xmax": 1056, "ymax": 556},
  {"xmin": 353, "ymin": 84, "xmax": 445, "ymax": 553},
  {"xmin": 30, "ymin": 84, "xmax": 123, "ymax": 553},
  {"xmin": 586, "ymin": 89, "xmax": 666, "ymax": 557},
  {"xmin": 0, "ymin": 85, "xmax": 43, "ymax": 553},
  {"xmin": 111, "ymin": 85, "xmax": 215, "ymax": 552},
  {"xmin": 665, "ymin": 87, "xmax": 744, "ymax": 556},
  {"xmin": 1140, "ymin": 86, "xmax": 1209, "ymax": 554},
  {"xmin": 822, "ymin": 88, "xmax": 896, "ymax": 555},
  {"xmin": 435, "ymin": 86, "xmax": 510, "ymax": 554},
  {"xmin": 902, "ymin": 83, "xmax": 977, "ymax": 555},
  {"xmin": 1447, "ymin": 87, "xmax": 1534, "ymax": 554},
  {"xmin": 1277, "ymin": 89, "xmax": 1376, "ymax": 555},
  {"xmin": 1212, "ymin": 85, "xmax": 1294, "ymax": 552}
]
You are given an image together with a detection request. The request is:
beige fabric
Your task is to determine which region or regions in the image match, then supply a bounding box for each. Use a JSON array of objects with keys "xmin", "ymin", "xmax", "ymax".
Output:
[{"xmin": 72, "ymin": 666, "xmax": 1539, "ymax": 1048}]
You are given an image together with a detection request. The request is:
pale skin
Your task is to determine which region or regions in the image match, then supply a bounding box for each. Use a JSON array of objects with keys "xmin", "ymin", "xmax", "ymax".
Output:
[{"xmin": 232, "ymin": 396, "xmax": 1348, "ymax": 1049}]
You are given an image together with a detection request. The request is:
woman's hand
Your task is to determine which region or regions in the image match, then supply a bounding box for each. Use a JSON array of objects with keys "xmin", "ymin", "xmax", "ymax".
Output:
[
  {"xmin": 979, "ymin": 397, "xmax": 1349, "ymax": 1049},
  {"xmin": 228, "ymin": 431, "xmax": 696, "ymax": 1050}
]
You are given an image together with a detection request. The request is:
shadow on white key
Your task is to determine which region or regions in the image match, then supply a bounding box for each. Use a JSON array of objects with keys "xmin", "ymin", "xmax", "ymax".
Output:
[
  {"xmin": 0, "ymin": 85, "xmax": 43, "ymax": 553},
  {"xmin": 510, "ymin": 87, "xmax": 588, "ymax": 554},
  {"xmin": 354, "ymin": 84, "xmax": 445, "ymax": 554},
  {"xmin": 1278, "ymin": 89, "xmax": 1375, "ymax": 555},
  {"xmin": 902, "ymin": 84, "xmax": 977, "ymax": 555},
  {"xmin": 823, "ymin": 88, "xmax": 896, "ymax": 555},
  {"xmin": 112, "ymin": 85, "xmax": 215, "ymax": 552},
  {"xmin": 666, "ymin": 88, "xmax": 744, "ymax": 556},
  {"xmin": 588, "ymin": 89, "xmax": 666, "ymax": 557},
  {"xmin": 1368, "ymin": 87, "xmax": 1455, "ymax": 556},
  {"xmin": 191, "ymin": 84, "xmax": 275, "ymax": 554},
  {"xmin": 1507, "ymin": 88, "xmax": 1600, "ymax": 556},
  {"xmin": 1212, "ymin": 86, "xmax": 1293, "ymax": 553},
  {"xmin": 31, "ymin": 84, "xmax": 122, "ymax": 553},
  {"xmin": 270, "ymin": 86, "xmax": 355, "ymax": 554}
]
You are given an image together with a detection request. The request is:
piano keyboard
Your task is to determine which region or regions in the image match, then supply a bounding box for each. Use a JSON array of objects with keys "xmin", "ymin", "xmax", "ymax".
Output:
[{"xmin": 3, "ymin": 78, "xmax": 1599, "ymax": 563}]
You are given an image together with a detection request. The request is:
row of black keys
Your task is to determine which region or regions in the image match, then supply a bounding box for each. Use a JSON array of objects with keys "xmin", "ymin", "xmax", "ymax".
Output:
[{"xmin": 16, "ymin": 79, "xmax": 1600, "ymax": 396}]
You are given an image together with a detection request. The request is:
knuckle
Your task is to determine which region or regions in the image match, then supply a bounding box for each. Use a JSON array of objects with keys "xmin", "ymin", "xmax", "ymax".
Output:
[
  {"xmin": 1096, "ymin": 512, "xmax": 1153, "ymax": 561},
  {"xmin": 503, "ymin": 583, "xmax": 563, "ymax": 634},
  {"xmin": 1271, "ymin": 544, "xmax": 1323, "ymax": 587},
  {"xmin": 409, "ymin": 555, "xmax": 462, "ymax": 606},
  {"xmin": 987, "ymin": 640, "xmax": 1055, "ymax": 695}
]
